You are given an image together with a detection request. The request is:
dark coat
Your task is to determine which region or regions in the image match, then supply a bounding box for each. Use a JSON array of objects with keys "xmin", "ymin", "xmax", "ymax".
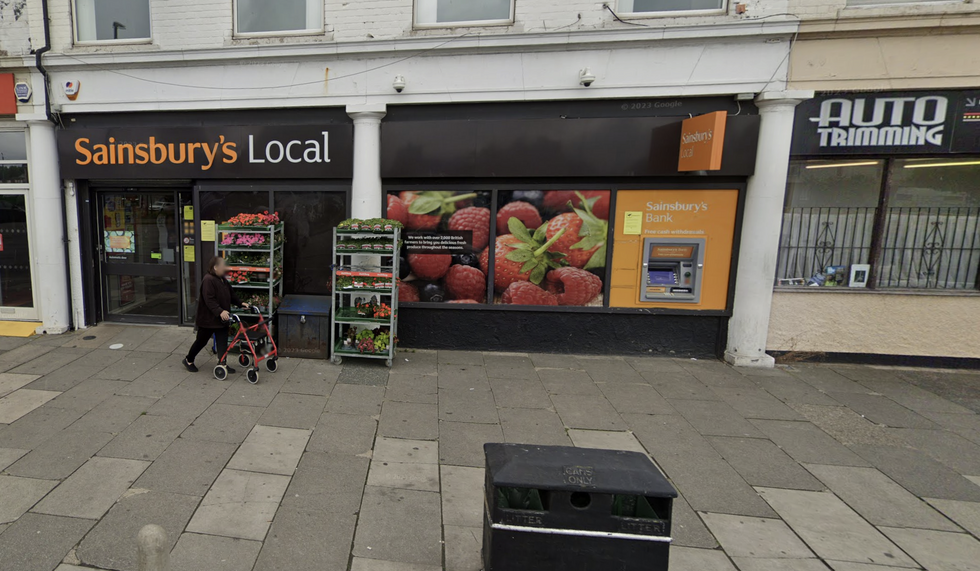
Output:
[{"xmin": 195, "ymin": 273, "xmax": 242, "ymax": 329}]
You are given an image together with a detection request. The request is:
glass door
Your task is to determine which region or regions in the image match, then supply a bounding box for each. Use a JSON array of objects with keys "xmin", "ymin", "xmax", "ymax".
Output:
[
  {"xmin": 0, "ymin": 193, "xmax": 38, "ymax": 320},
  {"xmin": 98, "ymin": 191, "xmax": 181, "ymax": 324}
]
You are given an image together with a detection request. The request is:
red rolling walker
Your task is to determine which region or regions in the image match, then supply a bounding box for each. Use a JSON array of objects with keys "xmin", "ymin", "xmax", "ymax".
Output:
[{"xmin": 214, "ymin": 306, "xmax": 279, "ymax": 384}]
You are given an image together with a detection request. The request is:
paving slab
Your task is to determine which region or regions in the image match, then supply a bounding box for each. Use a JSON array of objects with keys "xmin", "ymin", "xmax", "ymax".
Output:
[
  {"xmin": 353, "ymin": 486, "xmax": 443, "ymax": 566},
  {"xmin": 791, "ymin": 366, "xmax": 876, "ymax": 394},
  {"xmin": 597, "ymin": 382, "xmax": 676, "ymax": 415},
  {"xmin": 0, "ymin": 513, "xmax": 95, "ymax": 571},
  {"xmin": 131, "ymin": 327, "xmax": 188, "ymax": 353},
  {"xmin": 849, "ymin": 444, "xmax": 980, "ymax": 501},
  {"xmin": 924, "ymin": 498, "xmax": 980, "ymax": 537},
  {"xmin": 379, "ymin": 400, "xmax": 438, "ymax": 440},
  {"xmin": 537, "ymin": 368, "xmax": 602, "ymax": 396},
  {"xmin": 858, "ymin": 379, "xmax": 973, "ymax": 414},
  {"xmin": 568, "ymin": 429, "xmax": 647, "ymax": 453},
  {"xmin": 134, "ymin": 438, "xmax": 237, "ymax": 496},
  {"xmin": 497, "ymin": 407, "xmax": 572, "ymax": 446},
  {"xmin": 97, "ymin": 414, "xmax": 193, "ymax": 461},
  {"xmin": 96, "ymin": 351, "xmax": 169, "ymax": 381},
  {"xmin": 281, "ymin": 361, "xmax": 340, "ymax": 396},
  {"xmin": 169, "ymin": 533, "xmax": 263, "ymax": 571},
  {"xmin": 441, "ymin": 465, "xmax": 484, "ymax": 527},
  {"xmin": 216, "ymin": 374, "xmax": 288, "ymax": 408},
  {"xmin": 529, "ymin": 353, "xmax": 583, "ymax": 369},
  {"xmin": 325, "ymin": 383, "xmax": 385, "ymax": 415},
  {"xmin": 828, "ymin": 392, "xmax": 938, "ymax": 429},
  {"xmin": 181, "ymin": 402, "xmax": 264, "ymax": 444},
  {"xmin": 0, "ymin": 343, "xmax": 56, "ymax": 373},
  {"xmin": 8, "ymin": 348, "xmax": 87, "ymax": 376},
  {"xmin": 6, "ymin": 428, "xmax": 114, "ymax": 479},
  {"xmin": 485, "ymin": 355, "xmax": 538, "ymax": 381},
  {"xmin": 831, "ymin": 365, "xmax": 904, "ymax": 384},
  {"xmin": 98, "ymin": 326, "xmax": 160, "ymax": 350},
  {"xmin": 0, "ymin": 447, "xmax": 27, "ymax": 470},
  {"xmin": 918, "ymin": 411, "xmax": 980, "ymax": 445},
  {"xmin": 756, "ymin": 487, "xmax": 918, "ymax": 568},
  {"xmin": 257, "ymin": 392, "xmax": 327, "ymax": 430},
  {"xmin": 550, "ymin": 394, "xmax": 626, "ymax": 430},
  {"xmin": 732, "ymin": 557, "xmax": 830, "ymax": 571},
  {"xmin": 281, "ymin": 451, "xmax": 369, "ymax": 515},
  {"xmin": 711, "ymin": 387, "xmax": 804, "ymax": 421},
  {"xmin": 0, "ymin": 389, "xmax": 60, "ymax": 423},
  {"xmin": 143, "ymin": 379, "xmax": 226, "ymax": 419},
  {"xmin": 672, "ymin": 494, "xmax": 719, "ymax": 548},
  {"xmin": 670, "ymin": 547, "xmax": 738, "ymax": 570},
  {"xmin": 308, "ymin": 413, "xmax": 377, "ymax": 455},
  {"xmin": 0, "ymin": 373, "xmax": 41, "ymax": 397},
  {"xmin": 750, "ymin": 420, "xmax": 871, "ymax": 467},
  {"xmin": 68, "ymin": 395, "xmax": 156, "ymax": 433},
  {"xmin": 392, "ymin": 350, "xmax": 439, "ymax": 375},
  {"xmin": 626, "ymin": 413, "xmax": 776, "ymax": 518},
  {"xmin": 806, "ymin": 464, "xmax": 959, "ymax": 531},
  {"xmin": 46, "ymin": 378, "xmax": 128, "ymax": 411},
  {"xmin": 439, "ymin": 350, "xmax": 484, "ymax": 365},
  {"xmin": 444, "ymin": 525, "xmax": 482, "ymax": 571},
  {"xmin": 826, "ymin": 563, "xmax": 918, "ymax": 571},
  {"xmin": 439, "ymin": 388, "xmax": 499, "ymax": 424},
  {"xmin": 888, "ymin": 428, "xmax": 980, "ymax": 475},
  {"xmin": 708, "ymin": 436, "xmax": 824, "ymax": 491},
  {"xmin": 670, "ymin": 399, "xmax": 766, "ymax": 438},
  {"xmin": 373, "ymin": 437, "xmax": 439, "ymax": 464},
  {"xmin": 386, "ymin": 373, "xmax": 439, "ymax": 405},
  {"xmin": 701, "ymin": 512, "xmax": 814, "ymax": 559},
  {"xmin": 186, "ymin": 468, "xmax": 291, "ymax": 540},
  {"xmin": 438, "ymin": 421, "xmax": 504, "ymax": 467},
  {"xmin": 76, "ymin": 490, "xmax": 199, "ymax": 571},
  {"xmin": 226, "ymin": 424, "xmax": 311, "ymax": 476},
  {"xmin": 437, "ymin": 364, "xmax": 491, "ymax": 392},
  {"xmin": 368, "ymin": 460, "xmax": 440, "ymax": 492},
  {"xmin": 881, "ymin": 527, "xmax": 980, "ymax": 571},
  {"xmin": 253, "ymin": 509, "xmax": 357, "ymax": 571},
  {"xmin": 32, "ymin": 456, "xmax": 150, "ymax": 519},
  {"xmin": 25, "ymin": 363, "xmax": 108, "ymax": 393},
  {"xmin": 116, "ymin": 369, "xmax": 190, "ymax": 398},
  {"xmin": 642, "ymin": 372, "xmax": 721, "ymax": 401},
  {"xmin": 789, "ymin": 404, "xmax": 904, "ymax": 447},
  {"xmin": 579, "ymin": 357, "xmax": 645, "ymax": 384},
  {"xmin": 751, "ymin": 376, "xmax": 841, "ymax": 406},
  {"xmin": 0, "ymin": 475, "xmax": 58, "ymax": 523},
  {"xmin": 352, "ymin": 559, "xmax": 441, "ymax": 571},
  {"xmin": 488, "ymin": 376, "xmax": 552, "ymax": 409},
  {"xmin": 624, "ymin": 357, "xmax": 685, "ymax": 373},
  {"xmin": 337, "ymin": 360, "xmax": 390, "ymax": 387},
  {"xmin": 0, "ymin": 405, "xmax": 86, "ymax": 450}
]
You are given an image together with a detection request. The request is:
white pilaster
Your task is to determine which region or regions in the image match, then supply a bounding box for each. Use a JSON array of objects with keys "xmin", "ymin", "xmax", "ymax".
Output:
[
  {"xmin": 27, "ymin": 120, "xmax": 71, "ymax": 334},
  {"xmin": 725, "ymin": 90, "xmax": 813, "ymax": 369},
  {"xmin": 347, "ymin": 104, "xmax": 387, "ymax": 219}
]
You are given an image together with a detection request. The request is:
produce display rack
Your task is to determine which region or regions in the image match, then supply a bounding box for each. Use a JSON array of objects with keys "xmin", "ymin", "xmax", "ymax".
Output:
[
  {"xmin": 217, "ymin": 222, "xmax": 284, "ymax": 322},
  {"xmin": 330, "ymin": 224, "xmax": 399, "ymax": 367}
]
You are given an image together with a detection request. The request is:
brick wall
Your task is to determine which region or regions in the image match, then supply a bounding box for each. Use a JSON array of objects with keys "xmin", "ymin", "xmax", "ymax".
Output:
[{"xmin": 0, "ymin": 0, "xmax": 32, "ymax": 56}]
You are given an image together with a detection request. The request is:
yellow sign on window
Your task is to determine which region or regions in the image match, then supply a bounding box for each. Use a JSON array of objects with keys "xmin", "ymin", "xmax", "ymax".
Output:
[
  {"xmin": 200, "ymin": 220, "xmax": 216, "ymax": 242},
  {"xmin": 183, "ymin": 205, "xmax": 194, "ymax": 221},
  {"xmin": 183, "ymin": 245, "xmax": 196, "ymax": 262},
  {"xmin": 623, "ymin": 211, "xmax": 643, "ymax": 235}
]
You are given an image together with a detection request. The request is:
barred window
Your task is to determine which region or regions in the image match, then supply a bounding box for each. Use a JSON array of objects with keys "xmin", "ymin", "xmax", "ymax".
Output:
[{"xmin": 776, "ymin": 158, "xmax": 980, "ymax": 291}]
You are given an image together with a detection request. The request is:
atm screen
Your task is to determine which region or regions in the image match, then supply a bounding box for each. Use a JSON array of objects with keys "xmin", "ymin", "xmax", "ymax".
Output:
[
  {"xmin": 650, "ymin": 246, "xmax": 695, "ymax": 259},
  {"xmin": 648, "ymin": 270, "xmax": 676, "ymax": 285}
]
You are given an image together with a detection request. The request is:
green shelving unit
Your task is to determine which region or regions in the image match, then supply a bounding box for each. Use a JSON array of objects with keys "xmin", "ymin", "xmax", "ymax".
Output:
[{"xmin": 217, "ymin": 222, "xmax": 284, "ymax": 321}]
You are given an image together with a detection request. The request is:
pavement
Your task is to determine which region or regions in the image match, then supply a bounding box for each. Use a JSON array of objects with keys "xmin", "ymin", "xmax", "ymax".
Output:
[{"xmin": 0, "ymin": 325, "xmax": 980, "ymax": 571}]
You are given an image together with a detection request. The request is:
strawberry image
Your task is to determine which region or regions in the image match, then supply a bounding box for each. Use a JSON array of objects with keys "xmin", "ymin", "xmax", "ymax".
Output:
[
  {"xmin": 545, "ymin": 192, "xmax": 608, "ymax": 270},
  {"xmin": 448, "ymin": 207, "xmax": 490, "ymax": 251},
  {"xmin": 546, "ymin": 267, "xmax": 602, "ymax": 306},
  {"xmin": 399, "ymin": 281, "xmax": 420, "ymax": 302},
  {"xmin": 502, "ymin": 281, "xmax": 558, "ymax": 306},
  {"xmin": 542, "ymin": 191, "xmax": 578, "ymax": 212},
  {"xmin": 542, "ymin": 191, "xmax": 609, "ymax": 220},
  {"xmin": 403, "ymin": 191, "xmax": 478, "ymax": 231},
  {"xmin": 496, "ymin": 201, "xmax": 542, "ymax": 237},
  {"xmin": 444, "ymin": 265, "xmax": 487, "ymax": 302},
  {"xmin": 408, "ymin": 254, "xmax": 452, "ymax": 280},
  {"xmin": 387, "ymin": 195, "xmax": 409, "ymax": 225},
  {"xmin": 579, "ymin": 191, "xmax": 610, "ymax": 220},
  {"xmin": 479, "ymin": 218, "xmax": 567, "ymax": 293}
]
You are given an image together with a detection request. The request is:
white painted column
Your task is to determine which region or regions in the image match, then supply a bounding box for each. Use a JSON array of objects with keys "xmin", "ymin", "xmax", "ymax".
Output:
[
  {"xmin": 347, "ymin": 104, "xmax": 387, "ymax": 219},
  {"xmin": 27, "ymin": 120, "xmax": 71, "ymax": 334},
  {"xmin": 725, "ymin": 90, "xmax": 812, "ymax": 369}
]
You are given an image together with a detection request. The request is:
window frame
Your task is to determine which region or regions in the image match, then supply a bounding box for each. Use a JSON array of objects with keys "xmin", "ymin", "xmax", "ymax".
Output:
[
  {"xmin": 232, "ymin": 0, "xmax": 325, "ymax": 38},
  {"xmin": 413, "ymin": 0, "xmax": 516, "ymax": 29},
  {"xmin": 615, "ymin": 0, "xmax": 729, "ymax": 19},
  {"xmin": 0, "ymin": 129, "xmax": 30, "ymax": 188},
  {"xmin": 71, "ymin": 0, "xmax": 154, "ymax": 45},
  {"xmin": 777, "ymin": 155, "xmax": 980, "ymax": 293}
]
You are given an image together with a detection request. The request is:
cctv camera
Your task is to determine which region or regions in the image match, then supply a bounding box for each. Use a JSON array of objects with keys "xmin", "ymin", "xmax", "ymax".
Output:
[
  {"xmin": 393, "ymin": 75, "xmax": 406, "ymax": 93},
  {"xmin": 579, "ymin": 68, "xmax": 596, "ymax": 87}
]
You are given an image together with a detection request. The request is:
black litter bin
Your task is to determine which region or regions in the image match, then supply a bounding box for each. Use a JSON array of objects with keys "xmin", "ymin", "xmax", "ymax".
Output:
[
  {"xmin": 483, "ymin": 443, "xmax": 677, "ymax": 571},
  {"xmin": 277, "ymin": 295, "xmax": 331, "ymax": 359}
]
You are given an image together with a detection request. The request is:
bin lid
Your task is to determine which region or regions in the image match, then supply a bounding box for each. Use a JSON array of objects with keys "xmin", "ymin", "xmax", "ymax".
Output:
[
  {"xmin": 277, "ymin": 295, "xmax": 332, "ymax": 317},
  {"xmin": 484, "ymin": 443, "xmax": 677, "ymax": 497}
]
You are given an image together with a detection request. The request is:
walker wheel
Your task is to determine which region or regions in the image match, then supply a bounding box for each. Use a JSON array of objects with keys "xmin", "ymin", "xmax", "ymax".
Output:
[
  {"xmin": 246, "ymin": 368, "xmax": 259, "ymax": 384},
  {"xmin": 238, "ymin": 353, "xmax": 252, "ymax": 368},
  {"xmin": 213, "ymin": 365, "xmax": 228, "ymax": 381},
  {"xmin": 331, "ymin": 355, "xmax": 343, "ymax": 365},
  {"xmin": 265, "ymin": 358, "xmax": 278, "ymax": 373}
]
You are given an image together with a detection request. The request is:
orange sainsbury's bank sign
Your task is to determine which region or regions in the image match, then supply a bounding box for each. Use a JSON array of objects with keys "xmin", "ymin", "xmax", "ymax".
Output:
[{"xmin": 58, "ymin": 125, "xmax": 353, "ymax": 179}]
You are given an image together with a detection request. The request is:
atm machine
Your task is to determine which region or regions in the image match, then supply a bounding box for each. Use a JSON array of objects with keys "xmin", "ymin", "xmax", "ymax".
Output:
[{"xmin": 640, "ymin": 237, "xmax": 705, "ymax": 303}]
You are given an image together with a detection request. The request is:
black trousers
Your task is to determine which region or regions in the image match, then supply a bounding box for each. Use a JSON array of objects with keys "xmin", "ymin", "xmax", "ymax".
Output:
[{"xmin": 187, "ymin": 327, "xmax": 229, "ymax": 363}]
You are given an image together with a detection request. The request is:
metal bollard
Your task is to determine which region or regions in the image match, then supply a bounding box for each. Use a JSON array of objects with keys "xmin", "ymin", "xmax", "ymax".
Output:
[{"xmin": 137, "ymin": 524, "xmax": 170, "ymax": 571}]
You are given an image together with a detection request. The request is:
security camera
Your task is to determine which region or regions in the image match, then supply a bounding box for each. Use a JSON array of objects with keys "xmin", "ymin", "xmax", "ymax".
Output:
[
  {"xmin": 579, "ymin": 68, "xmax": 596, "ymax": 87},
  {"xmin": 392, "ymin": 75, "xmax": 406, "ymax": 93}
]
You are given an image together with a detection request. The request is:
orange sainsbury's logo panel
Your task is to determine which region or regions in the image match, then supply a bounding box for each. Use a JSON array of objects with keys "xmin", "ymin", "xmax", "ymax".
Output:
[{"xmin": 678, "ymin": 111, "xmax": 727, "ymax": 172}]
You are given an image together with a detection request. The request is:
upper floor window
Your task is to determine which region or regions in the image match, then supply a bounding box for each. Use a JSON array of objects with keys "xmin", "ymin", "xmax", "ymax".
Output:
[
  {"xmin": 74, "ymin": 0, "xmax": 151, "ymax": 42},
  {"xmin": 618, "ymin": 0, "xmax": 726, "ymax": 15},
  {"xmin": 415, "ymin": 0, "xmax": 514, "ymax": 27},
  {"xmin": 0, "ymin": 132, "xmax": 28, "ymax": 185},
  {"xmin": 235, "ymin": 0, "xmax": 322, "ymax": 35}
]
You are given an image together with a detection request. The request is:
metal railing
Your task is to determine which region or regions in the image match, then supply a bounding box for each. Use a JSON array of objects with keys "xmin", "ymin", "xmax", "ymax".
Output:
[
  {"xmin": 776, "ymin": 207, "xmax": 877, "ymax": 283},
  {"xmin": 876, "ymin": 207, "xmax": 980, "ymax": 289}
]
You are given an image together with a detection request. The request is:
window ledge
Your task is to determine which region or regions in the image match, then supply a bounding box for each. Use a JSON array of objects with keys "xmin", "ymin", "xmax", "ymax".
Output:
[
  {"xmin": 774, "ymin": 286, "xmax": 980, "ymax": 297},
  {"xmin": 228, "ymin": 31, "xmax": 334, "ymax": 46}
]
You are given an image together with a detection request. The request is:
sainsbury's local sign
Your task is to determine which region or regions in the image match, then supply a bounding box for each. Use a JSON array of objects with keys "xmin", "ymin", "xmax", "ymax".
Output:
[
  {"xmin": 57, "ymin": 124, "xmax": 353, "ymax": 179},
  {"xmin": 791, "ymin": 90, "xmax": 980, "ymax": 156}
]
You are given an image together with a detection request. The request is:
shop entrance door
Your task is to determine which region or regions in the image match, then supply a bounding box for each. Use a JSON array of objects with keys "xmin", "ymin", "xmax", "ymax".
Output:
[{"xmin": 97, "ymin": 191, "xmax": 184, "ymax": 324}]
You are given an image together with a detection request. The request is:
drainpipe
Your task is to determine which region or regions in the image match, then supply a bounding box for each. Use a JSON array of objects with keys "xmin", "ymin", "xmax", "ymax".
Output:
[{"xmin": 33, "ymin": 0, "xmax": 75, "ymax": 331}]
